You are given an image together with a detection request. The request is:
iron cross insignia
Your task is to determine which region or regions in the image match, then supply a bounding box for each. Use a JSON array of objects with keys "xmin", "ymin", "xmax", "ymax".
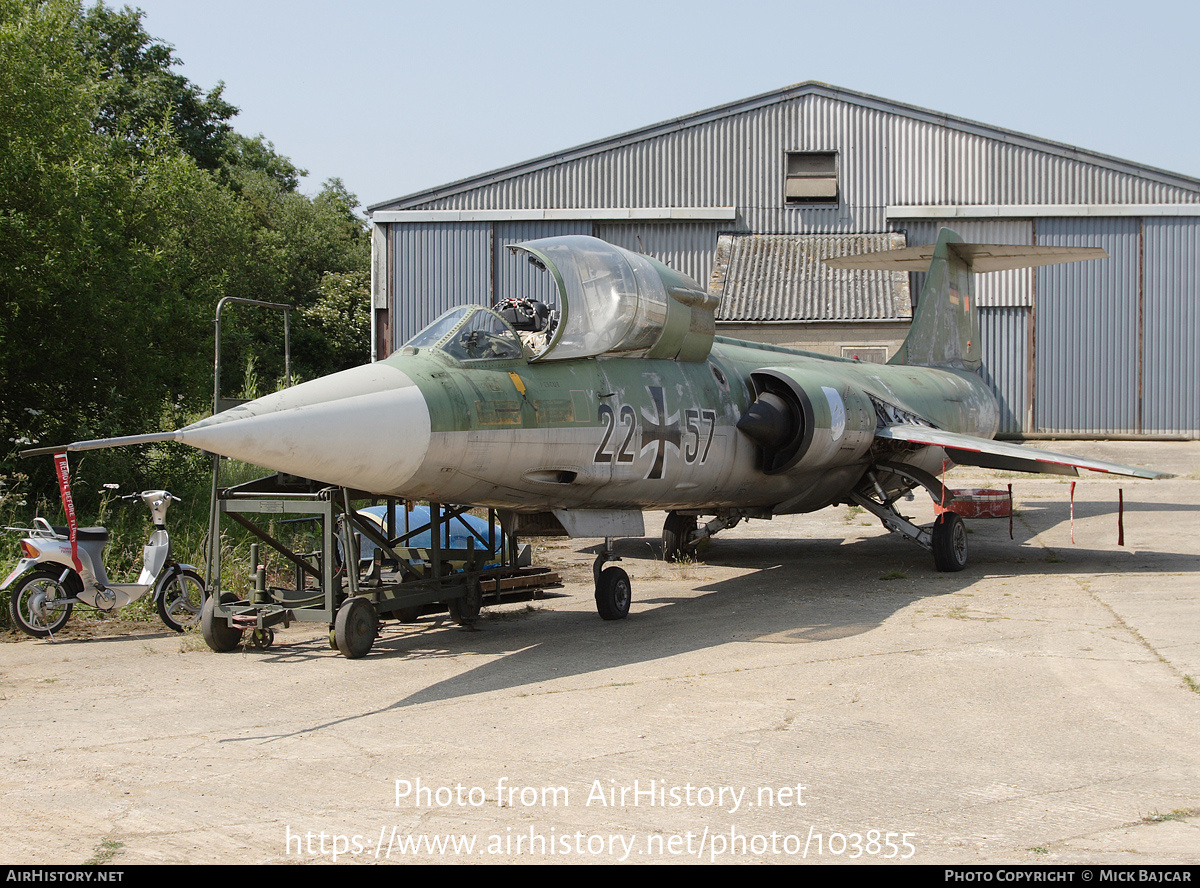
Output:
[{"xmin": 639, "ymin": 386, "xmax": 681, "ymax": 480}]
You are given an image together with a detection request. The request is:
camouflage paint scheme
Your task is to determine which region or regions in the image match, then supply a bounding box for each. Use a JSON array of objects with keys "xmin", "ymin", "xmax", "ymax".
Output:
[
  {"xmin": 377, "ymin": 328, "xmax": 997, "ymax": 515},
  {"xmin": 50, "ymin": 230, "xmax": 1164, "ymax": 537}
]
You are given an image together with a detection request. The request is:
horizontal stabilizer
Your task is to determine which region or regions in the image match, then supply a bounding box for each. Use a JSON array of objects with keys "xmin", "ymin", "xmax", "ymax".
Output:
[
  {"xmin": 877, "ymin": 425, "xmax": 1170, "ymax": 480},
  {"xmin": 823, "ymin": 243, "xmax": 1107, "ymax": 273}
]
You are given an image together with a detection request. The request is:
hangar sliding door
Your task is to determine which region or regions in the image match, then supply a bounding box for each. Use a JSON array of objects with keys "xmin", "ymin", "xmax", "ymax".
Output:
[
  {"xmin": 492, "ymin": 221, "xmax": 593, "ymax": 308},
  {"xmin": 390, "ymin": 222, "xmax": 491, "ymax": 349},
  {"xmin": 1034, "ymin": 218, "xmax": 1140, "ymax": 435},
  {"xmin": 1142, "ymin": 218, "xmax": 1200, "ymax": 435}
]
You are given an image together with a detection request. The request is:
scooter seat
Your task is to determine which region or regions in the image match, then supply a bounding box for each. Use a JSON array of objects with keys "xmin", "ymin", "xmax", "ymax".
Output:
[{"xmin": 52, "ymin": 526, "xmax": 109, "ymax": 542}]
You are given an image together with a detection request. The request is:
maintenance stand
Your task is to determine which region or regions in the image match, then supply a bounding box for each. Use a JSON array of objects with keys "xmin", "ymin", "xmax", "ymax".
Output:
[{"xmin": 200, "ymin": 473, "xmax": 559, "ymax": 658}]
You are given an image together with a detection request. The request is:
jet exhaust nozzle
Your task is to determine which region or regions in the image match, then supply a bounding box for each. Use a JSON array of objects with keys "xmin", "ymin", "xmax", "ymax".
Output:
[
  {"xmin": 737, "ymin": 392, "xmax": 800, "ymax": 454},
  {"xmin": 741, "ymin": 369, "xmax": 875, "ymax": 475}
]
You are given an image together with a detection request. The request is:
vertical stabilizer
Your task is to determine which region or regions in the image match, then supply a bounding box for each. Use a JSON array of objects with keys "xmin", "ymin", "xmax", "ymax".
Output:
[
  {"xmin": 822, "ymin": 228, "xmax": 1107, "ymax": 372},
  {"xmin": 892, "ymin": 228, "xmax": 979, "ymax": 371}
]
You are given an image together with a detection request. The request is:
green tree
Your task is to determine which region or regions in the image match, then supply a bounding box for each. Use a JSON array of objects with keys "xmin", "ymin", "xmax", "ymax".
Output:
[
  {"xmin": 77, "ymin": 2, "xmax": 237, "ymax": 170},
  {"xmin": 1, "ymin": 0, "xmax": 370, "ymax": 507}
]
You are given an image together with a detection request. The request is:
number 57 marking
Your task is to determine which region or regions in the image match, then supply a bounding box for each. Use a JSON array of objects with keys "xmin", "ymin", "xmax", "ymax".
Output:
[{"xmin": 683, "ymin": 408, "xmax": 716, "ymax": 465}]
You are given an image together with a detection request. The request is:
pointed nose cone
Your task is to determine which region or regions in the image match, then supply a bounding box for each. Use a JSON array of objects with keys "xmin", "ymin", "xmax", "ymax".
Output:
[{"xmin": 179, "ymin": 363, "xmax": 432, "ymax": 496}]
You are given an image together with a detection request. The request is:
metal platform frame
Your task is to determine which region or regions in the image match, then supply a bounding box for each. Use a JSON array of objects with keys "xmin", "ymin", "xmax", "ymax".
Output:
[{"xmin": 203, "ymin": 474, "xmax": 558, "ymax": 658}]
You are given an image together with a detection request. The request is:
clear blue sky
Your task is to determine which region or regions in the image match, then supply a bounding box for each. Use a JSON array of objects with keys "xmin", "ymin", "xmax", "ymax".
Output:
[{"xmin": 127, "ymin": 0, "xmax": 1200, "ymax": 211}]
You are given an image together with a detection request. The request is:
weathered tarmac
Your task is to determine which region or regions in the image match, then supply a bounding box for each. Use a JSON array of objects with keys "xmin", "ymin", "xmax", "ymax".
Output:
[{"xmin": 1, "ymin": 441, "xmax": 1197, "ymax": 865}]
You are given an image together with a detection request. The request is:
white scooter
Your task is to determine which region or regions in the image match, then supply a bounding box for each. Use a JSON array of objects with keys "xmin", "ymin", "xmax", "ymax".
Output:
[{"xmin": 3, "ymin": 489, "xmax": 206, "ymax": 637}]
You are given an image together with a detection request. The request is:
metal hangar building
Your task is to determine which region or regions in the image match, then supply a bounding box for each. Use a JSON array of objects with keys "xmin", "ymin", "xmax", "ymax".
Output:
[{"xmin": 367, "ymin": 82, "xmax": 1200, "ymax": 438}]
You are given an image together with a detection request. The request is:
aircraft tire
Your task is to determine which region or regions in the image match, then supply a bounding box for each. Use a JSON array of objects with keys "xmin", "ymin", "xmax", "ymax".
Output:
[
  {"xmin": 932, "ymin": 512, "xmax": 968, "ymax": 572},
  {"xmin": 335, "ymin": 596, "xmax": 377, "ymax": 659},
  {"xmin": 595, "ymin": 567, "xmax": 631, "ymax": 621},
  {"xmin": 201, "ymin": 592, "xmax": 244, "ymax": 652},
  {"xmin": 662, "ymin": 511, "xmax": 697, "ymax": 561}
]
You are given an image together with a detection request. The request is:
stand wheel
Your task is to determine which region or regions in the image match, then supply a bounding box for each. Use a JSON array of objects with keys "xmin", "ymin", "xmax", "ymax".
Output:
[
  {"xmin": 595, "ymin": 567, "xmax": 631, "ymax": 621},
  {"xmin": 447, "ymin": 579, "xmax": 482, "ymax": 626},
  {"xmin": 932, "ymin": 512, "xmax": 968, "ymax": 572},
  {"xmin": 395, "ymin": 606, "xmax": 422, "ymax": 623},
  {"xmin": 248, "ymin": 628, "xmax": 274, "ymax": 649},
  {"xmin": 335, "ymin": 597, "xmax": 377, "ymax": 659},
  {"xmin": 201, "ymin": 592, "xmax": 244, "ymax": 652}
]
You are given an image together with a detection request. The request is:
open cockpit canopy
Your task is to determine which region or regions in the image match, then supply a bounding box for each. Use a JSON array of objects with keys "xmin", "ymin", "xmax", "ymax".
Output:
[{"xmin": 506, "ymin": 236, "xmax": 718, "ymax": 362}]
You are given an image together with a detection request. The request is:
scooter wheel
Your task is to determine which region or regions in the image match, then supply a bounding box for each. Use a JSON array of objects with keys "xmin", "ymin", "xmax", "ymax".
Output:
[
  {"xmin": 157, "ymin": 569, "xmax": 207, "ymax": 632},
  {"xmin": 8, "ymin": 570, "xmax": 73, "ymax": 638}
]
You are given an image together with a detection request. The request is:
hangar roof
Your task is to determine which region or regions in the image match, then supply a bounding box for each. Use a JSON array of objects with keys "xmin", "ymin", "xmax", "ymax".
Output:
[{"xmin": 370, "ymin": 81, "xmax": 1200, "ymax": 213}]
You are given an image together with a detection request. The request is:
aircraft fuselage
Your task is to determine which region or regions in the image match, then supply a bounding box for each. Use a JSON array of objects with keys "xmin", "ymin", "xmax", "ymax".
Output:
[{"xmin": 378, "ymin": 335, "xmax": 1000, "ymax": 515}]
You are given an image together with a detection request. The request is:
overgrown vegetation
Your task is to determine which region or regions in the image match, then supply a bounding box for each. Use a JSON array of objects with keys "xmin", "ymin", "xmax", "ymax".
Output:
[{"xmin": 1, "ymin": 1, "xmax": 371, "ymax": 626}]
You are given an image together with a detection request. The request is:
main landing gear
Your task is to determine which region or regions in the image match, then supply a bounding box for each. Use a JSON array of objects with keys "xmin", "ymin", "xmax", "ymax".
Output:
[
  {"xmin": 849, "ymin": 463, "xmax": 971, "ymax": 572},
  {"xmin": 661, "ymin": 511, "xmax": 743, "ymax": 561}
]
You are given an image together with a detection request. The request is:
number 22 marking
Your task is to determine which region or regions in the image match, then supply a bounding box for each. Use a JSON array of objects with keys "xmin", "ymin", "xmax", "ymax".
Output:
[{"xmin": 594, "ymin": 404, "xmax": 636, "ymax": 464}]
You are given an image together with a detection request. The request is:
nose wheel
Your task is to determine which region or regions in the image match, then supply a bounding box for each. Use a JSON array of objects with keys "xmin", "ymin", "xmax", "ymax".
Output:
[{"xmin": 593, "ymin": 538, "xmax": 631, "ymax": 620}]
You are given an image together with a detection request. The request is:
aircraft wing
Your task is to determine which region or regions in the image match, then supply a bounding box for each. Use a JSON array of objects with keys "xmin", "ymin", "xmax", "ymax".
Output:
[{"xmin": 876, "ymin": 425, "xmax": 1171, "ymax": 479}]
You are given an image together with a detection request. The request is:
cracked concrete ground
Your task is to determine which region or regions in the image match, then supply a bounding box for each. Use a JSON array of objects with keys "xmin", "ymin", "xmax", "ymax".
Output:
[{"xmin": 1, "ymin": 442, "xmax": 1197, "ymax": 864}]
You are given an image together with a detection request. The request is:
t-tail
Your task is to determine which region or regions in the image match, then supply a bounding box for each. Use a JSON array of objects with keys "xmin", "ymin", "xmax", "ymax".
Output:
[{"xmin": 823, "ymin": 227, "xmax": 1107, "ymax": 371}]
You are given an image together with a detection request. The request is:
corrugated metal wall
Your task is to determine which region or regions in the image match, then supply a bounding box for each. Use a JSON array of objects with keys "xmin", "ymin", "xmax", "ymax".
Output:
[
  {"xmin": 1035, "ymin": 218, "xmax": 1140, "ymax": 434},
  {"xmin": 1142, "ymin": 218, "xmax": 1200, "ymax": 435},
  {"xmin": 710, "ymin": 233, "xmax": 910, "ymax": 321},
  {"xmin": 979, "ymin": 307, "xmax": 1030, "ymax": 435},
  {"xmin": 391, "ymin": 223, "xmax": 491, "ymax": 344}
]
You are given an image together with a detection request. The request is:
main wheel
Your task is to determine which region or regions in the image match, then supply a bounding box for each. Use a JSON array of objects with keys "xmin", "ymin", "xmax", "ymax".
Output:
[
  {"xmin": 8, "ymin": 569, "xmax": 74, "ymax": 637},
  {"xmin": 447, "ymin": 579, "xmax": 482, "ymax": 626},
  {"xmin": 595, "ymin": 567, "xmax": 631, "ymax": 621},
  {"xmin": 335, "ymin": 597, "xmax": 377, "ymax": 659},
  {"xmin": 156, "ymin": 569, "xmax": 207, "ymax": 632},
  {"xmin": 932, "ymin": 512, "xmax": 968, "ymax": 572},
  {"xmin": 662, "ymin": 511, "xmax": 697, "ymax": 561},
  {"xmin": 201, "ymin": 592, "xmax": 244, "ymax": 652}
]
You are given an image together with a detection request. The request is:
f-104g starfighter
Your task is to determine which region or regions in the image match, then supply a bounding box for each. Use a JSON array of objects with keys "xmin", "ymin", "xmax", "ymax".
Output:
[{"xmin": 48, "ymin": 229, "xmax": 1166, "ymax": 620}]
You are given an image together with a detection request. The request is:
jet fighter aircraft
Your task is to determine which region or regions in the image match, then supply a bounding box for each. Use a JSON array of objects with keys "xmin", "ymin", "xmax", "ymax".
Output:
[{"xmin": 44, "ymin": 229, "xmax": 1167, "ymax": 620}]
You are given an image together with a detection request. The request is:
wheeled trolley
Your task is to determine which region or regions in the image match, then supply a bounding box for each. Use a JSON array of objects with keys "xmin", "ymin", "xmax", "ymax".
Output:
[{"xmin": 201, "ymin": 474, "xmax": 558, "ymax": 658}]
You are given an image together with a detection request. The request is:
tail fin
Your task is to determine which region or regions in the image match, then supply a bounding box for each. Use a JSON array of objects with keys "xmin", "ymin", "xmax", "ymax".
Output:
[
  {"xmin": 823, "ymin": 227, "xmax": 1106, "ymax": 371},
  {"xmin": 896, "ymin": 228, "xmax": 978, "ymax": 370}
]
